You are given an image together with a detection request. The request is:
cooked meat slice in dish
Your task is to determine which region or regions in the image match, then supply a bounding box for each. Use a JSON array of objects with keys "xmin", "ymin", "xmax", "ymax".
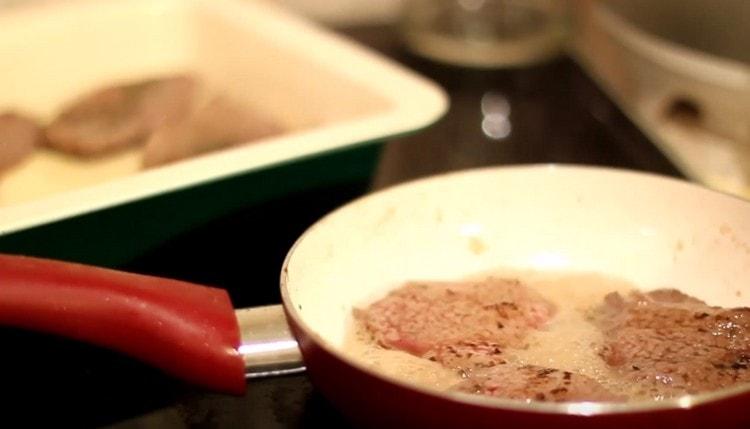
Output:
[
  {"xmin": 0, "ymin": 112, "xmax": 44, "ymax": 172},
  {"xmin": 142, "ymin": 94, "xmax": 280, "ymax": 167},
  {"xmin": 45, "ymin": 75, "xmax": 195, "ymax": 156}
]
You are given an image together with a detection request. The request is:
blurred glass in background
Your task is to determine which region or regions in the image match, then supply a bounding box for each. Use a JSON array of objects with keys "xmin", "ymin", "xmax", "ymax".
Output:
[{"xmin": 400, "ymin": 0, "xmax": 567, "ymax": 68}]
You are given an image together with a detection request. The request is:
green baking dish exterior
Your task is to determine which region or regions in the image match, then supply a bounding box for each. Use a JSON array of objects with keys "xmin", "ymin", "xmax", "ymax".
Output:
[{"xmin": 0, "ymin": 143, "xmax": 381, "ymax": 268}]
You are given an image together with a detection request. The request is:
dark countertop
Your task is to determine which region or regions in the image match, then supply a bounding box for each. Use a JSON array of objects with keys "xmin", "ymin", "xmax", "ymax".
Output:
[{"xmin": 1, "ymin": 24, "xmax": 682, "ymax": 428}]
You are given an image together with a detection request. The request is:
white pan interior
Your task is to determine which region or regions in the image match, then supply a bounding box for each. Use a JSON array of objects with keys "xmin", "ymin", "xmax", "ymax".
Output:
[{"xmin": 281, "ymin": 165, "xmax": 750, "ymax": 407}]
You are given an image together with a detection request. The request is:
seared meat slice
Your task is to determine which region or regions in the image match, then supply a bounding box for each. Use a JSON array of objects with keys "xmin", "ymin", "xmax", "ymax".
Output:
[
  {"xmin": 45, "ymin": 75, "xmax": 194, "ymax": 156},
  {"xmin": 0, "ymin": 112, "xmax": 43, "ymax": 172},
  {"xmin": 453, "ymin": 364, "xmax": 623, "ymax": 402},
  {"xmin": 424, "ymin": 339, "xmax": 508, "ymax": 371},
  {"xmin": 591, "ymin": 289, "xmax": 750, "ymax": 399},
  {"xmin": 356, "ymin": 278, "xmax": 555, "ymax": 360}
]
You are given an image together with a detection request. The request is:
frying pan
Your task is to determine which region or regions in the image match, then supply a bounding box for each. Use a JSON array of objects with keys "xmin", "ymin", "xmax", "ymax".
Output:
[{"xmin": 3, "ymin": 165, "xmax": 750, "ymax": 428}]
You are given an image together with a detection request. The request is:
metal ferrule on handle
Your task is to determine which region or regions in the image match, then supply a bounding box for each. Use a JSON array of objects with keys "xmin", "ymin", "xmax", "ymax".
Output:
[{"xmin": 236, "ymin": 305, "xmax": 305, "ymax": 378}]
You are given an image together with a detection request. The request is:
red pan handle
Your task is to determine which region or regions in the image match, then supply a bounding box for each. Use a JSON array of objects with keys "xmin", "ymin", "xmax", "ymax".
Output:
[{"xmin": 0, "ymin": 253, "xmax": 246, "ymax": 394}]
